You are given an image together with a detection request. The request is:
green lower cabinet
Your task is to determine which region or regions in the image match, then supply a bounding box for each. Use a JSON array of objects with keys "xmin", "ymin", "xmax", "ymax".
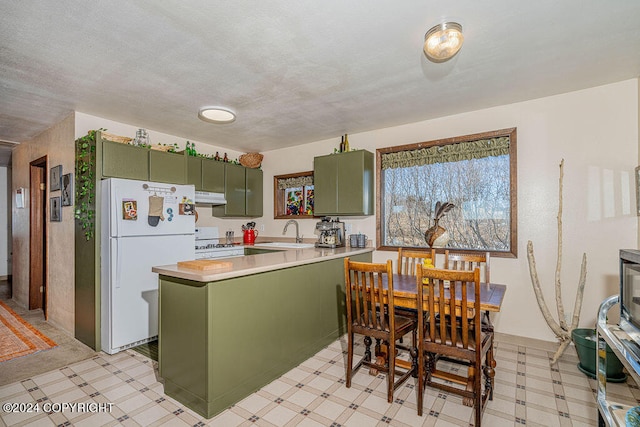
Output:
[{"xmin": 158, "ymin": 253, "xmax": 371, "ymax": 418}]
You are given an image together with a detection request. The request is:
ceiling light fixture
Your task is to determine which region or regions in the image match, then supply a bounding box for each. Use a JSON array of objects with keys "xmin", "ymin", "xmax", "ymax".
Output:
[
  {"xmin": 423, "ymin": 22, "xmax": 464, "ymax": 63},
  {"xmin": 198, "ymin": 107, "xmax": 236, "ymax": 124}
]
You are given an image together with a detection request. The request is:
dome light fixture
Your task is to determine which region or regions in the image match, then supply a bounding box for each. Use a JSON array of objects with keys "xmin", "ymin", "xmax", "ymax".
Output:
[
  {"xmin": 423, "ymin": 22, "xmax": 464, "ymax": 63},
  {"xmin": 198, "ymin": 107, "xmax": 236, "ymax": 124}
]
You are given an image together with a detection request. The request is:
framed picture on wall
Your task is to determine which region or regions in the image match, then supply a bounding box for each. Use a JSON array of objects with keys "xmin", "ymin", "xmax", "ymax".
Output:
[
  {"xmin": 50, "ymin": 165, "xmax": 62, "ymax": 191},
  {"xmin": 50, "ymin": 196, "xmax": 62, "ymax": 222},
  {"xmin": 61, "ymin": 173, "xmax": 73, "ymax": 206}
]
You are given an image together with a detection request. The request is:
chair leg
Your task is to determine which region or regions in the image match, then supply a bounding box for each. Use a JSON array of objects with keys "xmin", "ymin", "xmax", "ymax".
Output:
[
  {"xmin": 417, "ymin": 349, "xmax": 424, "ymax": 416},
  {"xmin": 475, "ymin": 366, "xmax": 482, "ymax": 427},
  {"xmin": 387, "ymin": 340, "xmax": 395, "ymax": 403},
  {"xmin": 364, "ymin": 336, "xmax": 372, "ymax": 362},
  {"xmin": 346, "ymin": 331, "xmax": 354, "ymax": 388},
  {"xmin": 484, "ymin": 347, "xmax": 496, "ymax": 401}
]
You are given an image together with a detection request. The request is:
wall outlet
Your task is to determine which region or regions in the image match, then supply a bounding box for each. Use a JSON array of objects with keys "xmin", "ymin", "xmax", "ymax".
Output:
[
  {"xmin": 345, "ymin": 223, "xmax": 353, "ymax": 234},
  {"xmin": 260, "ymin": 224, "xmax": 265, "ymax": 232}
]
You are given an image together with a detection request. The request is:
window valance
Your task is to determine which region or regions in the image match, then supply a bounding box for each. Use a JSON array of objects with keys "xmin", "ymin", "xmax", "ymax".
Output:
[
  {"xmin": 277, "ymin": 175, "xmax": 314, "ymax": 190},
  {"xmin": 381, "ymin": 136, "xmax": 510, "ymax": 170}
]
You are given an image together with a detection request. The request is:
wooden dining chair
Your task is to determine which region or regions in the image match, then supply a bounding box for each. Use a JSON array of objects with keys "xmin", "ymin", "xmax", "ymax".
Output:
[
  {"xmin": 395, "ymin": 248, "xmax": 436, "ymax": 342},
  {"xmin": 444, "ymin": 250, "xmax": 493, "ymax": 328},
  {"xmin": 344, "ymin": 257, "xmax": 417, "ymax": 403},
  {"xmin": 444, "ymin": 250, "xmax": 490, "ymax": 284},
  {"xmin": 416, "ymin": 265, "xmax": 495, "ymax": 425},
  {"xmin": 397, "ymin": 248, "xmax": 436, "ymax": 276}
]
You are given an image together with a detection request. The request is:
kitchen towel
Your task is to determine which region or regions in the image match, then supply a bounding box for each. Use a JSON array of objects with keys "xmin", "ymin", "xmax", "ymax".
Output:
[{"xmin": 148, "ymin": 195, "xmax": 165, "ymax": 226}]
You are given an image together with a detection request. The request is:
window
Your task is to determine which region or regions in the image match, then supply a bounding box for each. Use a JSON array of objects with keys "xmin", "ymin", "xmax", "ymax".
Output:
[
  {"xmin": 273, "ymin": 171, "xmax": 314, "ymax": 219},
  {"xmin": 376, "ymin": 128, "xmax": 517, "ymax": 258}
]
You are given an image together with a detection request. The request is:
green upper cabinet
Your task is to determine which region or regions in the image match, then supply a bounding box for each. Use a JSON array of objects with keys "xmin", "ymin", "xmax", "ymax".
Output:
[
  {"xmin": 149, "ymin": 150, "xmax": 187, "ymax": 184},
  {"xmin": 245, "ymin": 167, "xmax": 263, "ymax": 217},
  {"xmin": 186, "ymin": 157, "xmax": 225, "ymax": 192},
  {"xmin": 314, "ymin": 150, "xmax": 374, "ymax": 216},
  {"xmin": 101, "ymin": 140, "xmax": 149, "ymax": 180},
  {"xmin": 186, "ymin": 157, "xmax": 203, "ymax": 190},
  {"xmin": 201, "ymin": 158, "xmax": 225, "ymax": 193},
  {"xmin": 100, "ymin": 135, "xmax": 187, "ymax": 184},
  {"xmin": 213, "ymin": 164, "xmax": 263, "ymax": 218}
]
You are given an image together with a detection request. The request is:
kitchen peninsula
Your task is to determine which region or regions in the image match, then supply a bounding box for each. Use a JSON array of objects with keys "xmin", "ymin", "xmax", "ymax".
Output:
[{"xmin": 152, "ymin": 245, "xmax": 373, "ymax": 418}]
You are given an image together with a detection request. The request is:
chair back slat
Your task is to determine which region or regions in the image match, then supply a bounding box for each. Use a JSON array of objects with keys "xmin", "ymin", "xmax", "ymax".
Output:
[
  {"xmin": 398, "ymin": 248, "xmax": 435, "ymax": 276},
  {"xmin": 444, "ymin": 250, "xmax": 490, "ymax": 284},
  {"xmin": 344, "ymin": 258, "xmax": 394, "ymax": 333}
]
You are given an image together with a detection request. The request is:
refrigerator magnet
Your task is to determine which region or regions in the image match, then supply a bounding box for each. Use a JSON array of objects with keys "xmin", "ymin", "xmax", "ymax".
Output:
[
  {"xmin": 123, "ymin": 199, "xmax": 138, "ymax": 220},
  {"xmin": 179, "ymin": 203, "xmax": 195, "ymax": 215}
]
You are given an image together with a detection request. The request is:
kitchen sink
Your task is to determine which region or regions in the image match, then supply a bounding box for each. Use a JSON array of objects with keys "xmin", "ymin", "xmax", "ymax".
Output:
[
  {"xmin": 244, "ymin": 247, "xmax": 284, "ymax": 255},
  {"xmin": 256, "ymin": 242, "xmax": 316, "ymax": 249}
]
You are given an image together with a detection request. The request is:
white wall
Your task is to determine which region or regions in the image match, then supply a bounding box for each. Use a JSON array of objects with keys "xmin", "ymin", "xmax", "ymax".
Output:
[
  {"xmin": 0, "ymin": 166, "xmax": 9, "ymax": 277},
  {"xmin": 262, "ymin": 79, "xmax": 639, "ymax": 342}
]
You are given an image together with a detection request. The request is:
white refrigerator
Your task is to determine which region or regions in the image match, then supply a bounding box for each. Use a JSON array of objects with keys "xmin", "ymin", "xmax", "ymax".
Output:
[{"xmin": 101, "ymin": 178, "xmax": 195, "ymax": 354}]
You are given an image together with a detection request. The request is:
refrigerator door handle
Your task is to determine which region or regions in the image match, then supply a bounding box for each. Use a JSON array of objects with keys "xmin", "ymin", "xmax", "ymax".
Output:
[
  {"xmin": 115, "ymin": 239, "xmax": 122, "ymax": 289},
  {"xmin": 113, "ymin": 186, "xmax": 120, "ymax": 237}
]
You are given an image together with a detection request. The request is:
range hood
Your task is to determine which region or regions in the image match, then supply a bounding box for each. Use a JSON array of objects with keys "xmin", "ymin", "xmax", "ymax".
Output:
[{"xmin": 195, "ymin": 191, "xmax": 227, "ymax": 205}]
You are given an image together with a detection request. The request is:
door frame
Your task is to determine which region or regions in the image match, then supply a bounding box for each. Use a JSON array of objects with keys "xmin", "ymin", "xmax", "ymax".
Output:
[{"xmin": 29, "ymin": 155, "xmax": 47, "ymax": 317}]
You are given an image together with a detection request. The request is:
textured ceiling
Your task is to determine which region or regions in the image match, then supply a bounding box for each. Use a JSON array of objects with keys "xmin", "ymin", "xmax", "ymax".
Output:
[{"xmin": 1, "ymin": 1, "xmax": 640, "ymax": 166}]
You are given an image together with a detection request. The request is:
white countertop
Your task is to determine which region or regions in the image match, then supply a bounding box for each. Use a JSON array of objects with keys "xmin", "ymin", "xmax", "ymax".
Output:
[{"xmin": 152, "ymin": 244, "xmax": 373, "ymax": 283}]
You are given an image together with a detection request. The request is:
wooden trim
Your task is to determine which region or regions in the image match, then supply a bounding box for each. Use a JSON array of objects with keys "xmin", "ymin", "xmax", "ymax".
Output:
[
  {"xmin": 273, "ymin": 170, "xmax": 315, "ymax": 219},
  {"xmin": 375, "ymin": 128, "xmax": 518, "ymax": 258},
  {"xmin": 29, "ymin": 156, "xmax": 47, "ymax": 315}
]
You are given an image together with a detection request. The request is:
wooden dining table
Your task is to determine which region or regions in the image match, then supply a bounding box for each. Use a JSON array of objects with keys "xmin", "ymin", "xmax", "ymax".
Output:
[
  {"xmin": 388, "ymin": 273, "xmax": 507, "ymax": 313},
  {"xmin": 368, "ymin": 273, "xmax": 507, "ymax": 390}
]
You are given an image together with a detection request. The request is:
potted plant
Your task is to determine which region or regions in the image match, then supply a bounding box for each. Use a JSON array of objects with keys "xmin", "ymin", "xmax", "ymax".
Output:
[{"xmin": 572, "ymin": 327, "xmax": 627, "ymax": 382}]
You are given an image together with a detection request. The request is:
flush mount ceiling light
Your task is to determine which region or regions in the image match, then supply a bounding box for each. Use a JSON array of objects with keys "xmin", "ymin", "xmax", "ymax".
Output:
[
  {"xmin": 423, "ymin": 21, "xmax": 464, "ymax": 63},
  {"xmin": 198, "ymin": 107, "xmax": 236, "ymax": 124}
]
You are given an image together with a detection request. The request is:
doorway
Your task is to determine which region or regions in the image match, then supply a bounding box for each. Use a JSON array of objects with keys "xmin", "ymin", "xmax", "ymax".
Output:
[{"xmin": 29, "ymin": 156, "xmax": 47, "ymax": 318}]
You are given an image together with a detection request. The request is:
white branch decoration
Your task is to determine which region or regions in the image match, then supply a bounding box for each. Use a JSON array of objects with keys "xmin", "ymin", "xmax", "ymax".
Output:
[{"xmin": 527, "ymin": 159, "xmax": 588, "ymax": 365}]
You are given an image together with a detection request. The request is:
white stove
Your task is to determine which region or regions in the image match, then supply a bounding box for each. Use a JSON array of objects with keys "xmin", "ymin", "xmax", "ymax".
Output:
[{"xmin": 195, "ymin": 227, "xmax": 244, "ymax": 259}]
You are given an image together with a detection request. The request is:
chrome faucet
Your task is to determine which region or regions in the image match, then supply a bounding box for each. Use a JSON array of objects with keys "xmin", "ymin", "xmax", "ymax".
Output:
[{"xmin": 283, "ymin": 219, "xmax": 303, "ymax": 243}]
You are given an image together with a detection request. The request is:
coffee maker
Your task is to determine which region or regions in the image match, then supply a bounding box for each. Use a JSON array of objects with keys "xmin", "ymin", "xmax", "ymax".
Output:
[{"xmin": 315, "ymin": 217, "xmax": 346, "ymax": 248}]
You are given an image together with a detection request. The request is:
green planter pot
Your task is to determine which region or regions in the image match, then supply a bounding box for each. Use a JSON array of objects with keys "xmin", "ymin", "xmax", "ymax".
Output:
[{"xmin": 572, "ymin": 328, "xmax": 627, "ymax": 382}]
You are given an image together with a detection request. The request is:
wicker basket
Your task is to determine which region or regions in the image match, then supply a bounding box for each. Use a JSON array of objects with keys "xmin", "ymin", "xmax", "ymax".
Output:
[
  {"xmin": 101, "ymin": 131, "xmax": 133, "ymax": 144},
  {"xmin": 239, "ymin": 152, "xmax": 264, "ymax": 168}
]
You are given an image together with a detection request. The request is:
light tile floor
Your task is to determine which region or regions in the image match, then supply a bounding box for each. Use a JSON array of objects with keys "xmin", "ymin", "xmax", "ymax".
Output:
[{"xmin": 1, "ymin": 334, "xmax": 638, "ymax": 426}]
